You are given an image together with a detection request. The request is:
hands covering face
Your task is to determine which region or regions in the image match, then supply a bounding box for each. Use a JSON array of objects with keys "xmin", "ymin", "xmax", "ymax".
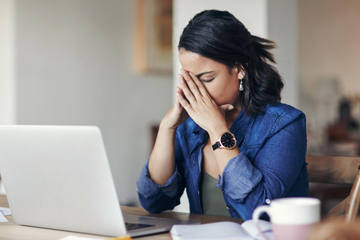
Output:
[{"xmin": 176, "ymin": 69, "xmax": 233, "ymax": 135}]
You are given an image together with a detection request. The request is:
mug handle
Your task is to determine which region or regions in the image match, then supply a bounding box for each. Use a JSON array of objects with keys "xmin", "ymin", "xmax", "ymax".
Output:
[{"xmin": 252, "ymin": 205, "xmax": 272, "ymax": 240}]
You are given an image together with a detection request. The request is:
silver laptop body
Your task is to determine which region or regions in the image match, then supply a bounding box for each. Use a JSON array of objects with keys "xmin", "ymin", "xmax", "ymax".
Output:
[{"xmin": 0, "ymin": 125, "xmax": 198, "ymax": 237}]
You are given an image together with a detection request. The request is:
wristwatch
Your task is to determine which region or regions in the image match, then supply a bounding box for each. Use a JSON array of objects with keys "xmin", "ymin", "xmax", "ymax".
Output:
[{"xmin": 212, "ymin": 132, "xmax": 237, "ymax": 151}]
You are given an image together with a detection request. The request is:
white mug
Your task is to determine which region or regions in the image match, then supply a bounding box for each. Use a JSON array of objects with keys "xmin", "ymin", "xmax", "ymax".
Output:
[{"xmin": 252, "ymin": 197, "xmax": 320, "ymax": 240}]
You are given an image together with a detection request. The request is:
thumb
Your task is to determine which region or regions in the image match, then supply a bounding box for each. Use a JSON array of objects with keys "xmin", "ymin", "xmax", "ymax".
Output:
[{"xmin": 219, "ymin": 104, "xmax": 234, "ymax": 112}]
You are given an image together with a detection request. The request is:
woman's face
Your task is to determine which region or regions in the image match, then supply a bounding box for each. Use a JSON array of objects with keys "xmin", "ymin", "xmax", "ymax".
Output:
[{"xmin": 179, "ymin": 48, "xmax": 243, "ymax": 106}]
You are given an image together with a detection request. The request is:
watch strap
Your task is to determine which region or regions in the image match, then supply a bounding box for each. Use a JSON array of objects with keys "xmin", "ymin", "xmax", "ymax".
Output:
[{"xmin": 212, "ymin": 142, "xmax": 221, "ymax": 151}]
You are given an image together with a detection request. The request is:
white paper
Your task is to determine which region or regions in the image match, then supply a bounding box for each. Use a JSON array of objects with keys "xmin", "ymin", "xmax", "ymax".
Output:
[
  {"xmin": 170, "ymin": 220, "xmax": 273, "ymax": 240},
  {"xmin": 58, "ymin": 236, "xmax": 105, "ymax": 240},
  {"xmin": 171, "ymin": 221, "xmax": 253, "ymax": 240},
  {"xmin": 242, "ymin": 220, "xmax": 273, "ymax": 240},
  {"xmin": 0, "ymin": 207, "xmax": 11, "ymax": 216},
  {"xmin": 0, "ymin": 211, "xmax": 8, "ymax": 223}
]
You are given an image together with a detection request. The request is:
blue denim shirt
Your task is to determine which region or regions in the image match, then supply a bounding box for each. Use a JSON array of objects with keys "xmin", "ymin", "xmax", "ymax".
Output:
[{"xmin": 137, "ymin": 103, "xmax": 309, "ymax": 220}]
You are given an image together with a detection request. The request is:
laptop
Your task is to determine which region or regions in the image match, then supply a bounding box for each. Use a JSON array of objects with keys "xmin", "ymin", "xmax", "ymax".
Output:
[{"xmin": 0, "ymin": 125, "xmax": 199, "ymax": 237}]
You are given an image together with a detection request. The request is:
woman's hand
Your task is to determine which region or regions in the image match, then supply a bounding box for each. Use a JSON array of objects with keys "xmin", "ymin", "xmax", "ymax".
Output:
[
  {"xmin": 160, "ymin": 75, "xmax": 190, "ymax": 131},
  {"xmin": 176, "ymin": 69, "xmax": 232, "ymax": 138}
]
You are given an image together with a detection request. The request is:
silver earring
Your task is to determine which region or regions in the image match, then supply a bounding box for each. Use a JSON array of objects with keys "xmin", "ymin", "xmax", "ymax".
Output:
[{"xmin": 239, "ymin": 79, "xmax": 244, "ymax": 91}]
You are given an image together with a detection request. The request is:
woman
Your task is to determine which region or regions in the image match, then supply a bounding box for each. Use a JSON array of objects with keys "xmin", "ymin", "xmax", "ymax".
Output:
[{"xmin": 137, "ymin": 10, "xmax": 308, "ymax": 221}]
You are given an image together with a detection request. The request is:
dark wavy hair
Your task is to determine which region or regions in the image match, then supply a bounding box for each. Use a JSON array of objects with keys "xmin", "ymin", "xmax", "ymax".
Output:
[{"xmin": 178, "ymin": 10, "xmax": 284, "ymax": 116}]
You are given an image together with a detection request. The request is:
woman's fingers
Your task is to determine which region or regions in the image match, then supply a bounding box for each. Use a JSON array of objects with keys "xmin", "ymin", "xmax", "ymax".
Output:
[
  {"xmin": 188, "ymin": 72, "xmax": 210, "ymax": 98},
  {"xmin": 175, "ymin": 75, "xmax": 182, "ymax": 107},
  {"xmin": 175, "ymin": 87, "xmax": 182, "ymax": 107},
  {"xmin": 219, "ymin": 104, "xmax": 234, "ymax": 112},
  {"xmin": 176, "ymin": 90, "xmax": 193, "ymax": 113},
  {"xmin": 179, "ymin": 74, "xmax": 197, "ymax": 104},
  {"xmin": 180, "ymin": 69, "xmax": 203, "ymax": 101}
]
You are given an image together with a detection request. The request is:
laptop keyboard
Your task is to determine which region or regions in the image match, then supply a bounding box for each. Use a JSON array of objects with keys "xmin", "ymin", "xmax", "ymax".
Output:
[{"xmin": 125, "ymin": 222, "xmax": 156, "ymax": 230}]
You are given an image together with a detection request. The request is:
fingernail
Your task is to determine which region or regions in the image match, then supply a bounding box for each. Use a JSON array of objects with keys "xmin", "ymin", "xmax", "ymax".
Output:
[
  {"xmin": 180, "ymin": 79, "xmax": 184, "ymax": 85},
  {"xmin": 228, "ymin": 105, "xmax": 234, "ymax": 110}
]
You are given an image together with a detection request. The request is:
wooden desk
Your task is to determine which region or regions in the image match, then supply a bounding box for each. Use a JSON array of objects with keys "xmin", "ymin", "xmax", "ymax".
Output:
[{"xmin": 0, "ymin": 194, "xmax": 243, "ymax": 240}]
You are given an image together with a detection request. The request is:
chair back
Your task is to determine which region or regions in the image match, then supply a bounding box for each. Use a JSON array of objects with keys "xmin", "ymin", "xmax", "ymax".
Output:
[{"xmin": 307, "ymin": 155, "xmax": 360, "ymax": 222}]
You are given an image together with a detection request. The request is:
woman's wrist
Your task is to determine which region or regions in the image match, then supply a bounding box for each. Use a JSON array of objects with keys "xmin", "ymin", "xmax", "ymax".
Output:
[
  {"xmin": 208, "ymin": 125, "xmax": 231, "ymax": 143},
  {"xmin": 159, "ymin": 119, "xmax": 178, "ymax": 133}
]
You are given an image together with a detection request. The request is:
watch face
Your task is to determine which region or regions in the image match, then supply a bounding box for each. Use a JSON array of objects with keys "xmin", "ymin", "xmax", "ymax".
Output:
[{"xmin": 220, "ymin": 132, "xmax": 236, "ymax": 148}]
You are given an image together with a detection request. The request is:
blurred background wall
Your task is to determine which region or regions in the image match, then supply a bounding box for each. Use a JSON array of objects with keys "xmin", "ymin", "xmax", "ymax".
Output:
[
  {"xmin": 0, "ymin": 0, "xmax": 173, "ymax": 205},
  {"xmin": 0, "ymin": 0, "xmax": 16, "ymax": 125},
  {"xmin": 1, "ymin": 0, "xmax": 360, "ymax": 208},
  {"xmin": 299, "ymin": 0, "xmax": 360, "ymax": 156}
]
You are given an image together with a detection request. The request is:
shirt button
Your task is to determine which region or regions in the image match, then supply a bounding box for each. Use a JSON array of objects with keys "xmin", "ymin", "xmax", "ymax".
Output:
[
  {"xmin": 197, "ymin": 191, "xmax": 200, "ymax": 195},
  {"xmin": 265, "ymin": 199, "xmax": 271, "ymax": 204},
  {"xmin": 226, "ymin": 207, "xmax": 230, "ymax": 210}
]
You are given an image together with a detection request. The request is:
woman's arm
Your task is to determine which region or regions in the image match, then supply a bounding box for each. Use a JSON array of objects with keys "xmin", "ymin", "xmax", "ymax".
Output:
[
  {"xmin": 137, "ymin": 76, "xmax": 189, "ymax": 213},
  {"xmin": 137, "ymin": 132, "xmax": 186, "ymax": 213},
  {"xmin": 148, "ymin": 123, "xmax": 177, "ymax": 185},
  {"xmin": 148, "ymin": 75, "xmax": 189, "ymax": 185},
  {"xmin": 217, "ymin": 111, "xmax": 308, "ymax": 220}
]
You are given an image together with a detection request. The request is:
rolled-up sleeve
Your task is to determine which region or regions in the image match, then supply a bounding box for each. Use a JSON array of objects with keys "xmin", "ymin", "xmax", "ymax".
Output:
[
  {"xmin": 217, "ymin": 111, "xmax": 307, "ymax": 220},
  {"xmin": 137, "ymin": 130, "xmax": 186, "ymax": 214},
  {"xmin": 137, "ymin": 160, "xmax": 182, "ymax": 199},
  {"xmin": 217, "ymin": 152, "xmax": 263, "ymax": 201}
]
